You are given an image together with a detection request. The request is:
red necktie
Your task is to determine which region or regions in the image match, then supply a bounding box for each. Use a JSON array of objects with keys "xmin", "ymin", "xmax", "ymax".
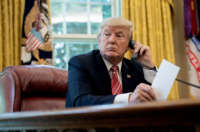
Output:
[{"xmin": 111, "ymin": 65, "xmax": 122, "ymax": 95}]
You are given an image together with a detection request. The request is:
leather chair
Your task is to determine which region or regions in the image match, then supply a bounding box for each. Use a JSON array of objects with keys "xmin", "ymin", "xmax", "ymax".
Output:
[{"xmin": 0, "ymin": 65, "xmax": 68, "ymax": 112}]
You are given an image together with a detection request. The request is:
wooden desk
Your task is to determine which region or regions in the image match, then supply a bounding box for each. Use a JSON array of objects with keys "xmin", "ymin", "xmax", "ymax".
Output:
[{"xmin": 0, "ymin": 99, "xmax": 200, "ymax": 131}]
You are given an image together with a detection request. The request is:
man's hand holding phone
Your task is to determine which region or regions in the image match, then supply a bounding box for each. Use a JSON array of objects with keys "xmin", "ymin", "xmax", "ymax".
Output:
[{"xmin": 129, "ymin": 41, "xmax": 155, "ymax": 69}]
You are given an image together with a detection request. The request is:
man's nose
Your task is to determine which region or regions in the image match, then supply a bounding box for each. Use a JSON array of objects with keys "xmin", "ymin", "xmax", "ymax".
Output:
[{"xmin": 108, "ymin": 34, "xmax": 116, "ymax": 43}]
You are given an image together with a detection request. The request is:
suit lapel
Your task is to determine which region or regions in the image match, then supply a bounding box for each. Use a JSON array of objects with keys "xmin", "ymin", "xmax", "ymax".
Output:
[
  {"xmin": 95, "ymin": 51, "xmax": 111, "ymax": 93},
  {"xmin": 121, "ymin": 59, "xmax": 140, "ymax": 93}
]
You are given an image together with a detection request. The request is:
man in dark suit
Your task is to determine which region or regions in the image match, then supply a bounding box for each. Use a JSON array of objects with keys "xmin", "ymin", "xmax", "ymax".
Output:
[{"xmin": 66, "ymin": 17, "xmax": 156, "ymax": 107}]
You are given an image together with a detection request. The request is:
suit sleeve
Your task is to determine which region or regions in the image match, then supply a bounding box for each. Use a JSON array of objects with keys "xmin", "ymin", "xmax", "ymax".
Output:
[{"xmin": 66, "ymin": 56, "xmax": 116, "ymax": 107}]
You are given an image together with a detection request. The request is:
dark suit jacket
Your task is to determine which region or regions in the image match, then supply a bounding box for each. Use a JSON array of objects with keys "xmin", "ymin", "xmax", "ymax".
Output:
[{"xmin": 66, "ymin": 50, "xmax": 149, "ymax": 107}]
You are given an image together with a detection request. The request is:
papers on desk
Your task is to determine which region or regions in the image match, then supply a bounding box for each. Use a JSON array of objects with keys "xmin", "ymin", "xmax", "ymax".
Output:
[{"xmin": 152, "ymin": 59, "xmax": 180, "ymax": 100}]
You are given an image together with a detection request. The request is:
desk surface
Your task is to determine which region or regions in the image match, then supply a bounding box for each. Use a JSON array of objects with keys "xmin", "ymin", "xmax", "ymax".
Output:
[{"xmin": 0, "ymin": 99, "xmax": 200, "ymax": 129}]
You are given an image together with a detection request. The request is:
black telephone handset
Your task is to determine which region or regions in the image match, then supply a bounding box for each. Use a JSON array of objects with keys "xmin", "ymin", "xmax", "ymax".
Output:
[
  {"xmin": 129, "ymin": 40, "xmax": 138, "ymax": 59},
  {"xmin": 129, "ymin": 40, "xmax": 136, "ymax": 49}
]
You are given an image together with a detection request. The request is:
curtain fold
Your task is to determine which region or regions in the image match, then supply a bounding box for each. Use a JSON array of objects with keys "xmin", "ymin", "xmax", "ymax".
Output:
[
  {"xmin": 0, "ymin": 1, "xmax": 2, "ymax": 70},
  {"xmin": 123, "ymin": 0, "xmax": 179, "ymax": 100},
  {"xmin": 0, "ymin": 0, "xmax": 25, "ymax": 71}
]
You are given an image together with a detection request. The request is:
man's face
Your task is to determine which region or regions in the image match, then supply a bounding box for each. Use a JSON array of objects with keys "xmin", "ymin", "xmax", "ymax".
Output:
[{"xmin": 98, "ymin": 26, "xmax": 130, "ymax": 61}]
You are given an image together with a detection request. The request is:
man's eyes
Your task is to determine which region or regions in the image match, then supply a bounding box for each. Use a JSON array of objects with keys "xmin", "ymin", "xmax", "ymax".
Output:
[
  {"xmin": 103, "ymin": 33, "xmax": 125, "ymax": 38},
  {"xmin": 104, "ymin": 32, "xmax": 111, "ymax": 36},
  {"xmin": 116, "ymin": 33, "xmax": 124, "ymax": 38}
]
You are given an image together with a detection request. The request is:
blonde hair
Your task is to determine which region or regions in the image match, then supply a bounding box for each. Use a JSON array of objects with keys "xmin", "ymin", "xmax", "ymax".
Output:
[{"xmin": 97, "ymin": 17, "xmax": 133, "ymax": 39}]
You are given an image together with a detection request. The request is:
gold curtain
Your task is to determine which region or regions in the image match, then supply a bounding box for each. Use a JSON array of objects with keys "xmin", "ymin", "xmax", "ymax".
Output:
[
  {"xmin": 0, "ymin": 0, "xmax": 25, "ymax": 71},
  {"xmin": 123, "ymin": 0, "xmax": 179, "ymax": 100}
]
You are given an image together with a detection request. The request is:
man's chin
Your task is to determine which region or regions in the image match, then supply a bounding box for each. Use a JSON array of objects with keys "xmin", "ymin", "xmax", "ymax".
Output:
[
  {"xmin": 101, "ymin": 51, "xmax": 124, "ymax": 64},
  {"xmin": 105, "ymin": 52, "xmax": 118, "ymax": 57},
  {"xmin": 103, "ymin": 52, "xmax": 121, "ymax": 60}
]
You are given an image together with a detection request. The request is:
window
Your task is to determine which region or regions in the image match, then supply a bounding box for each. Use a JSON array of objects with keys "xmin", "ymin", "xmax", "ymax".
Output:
[{"xmin": 50, "ymin": 0, "xmax": 121, "ymax": 69}]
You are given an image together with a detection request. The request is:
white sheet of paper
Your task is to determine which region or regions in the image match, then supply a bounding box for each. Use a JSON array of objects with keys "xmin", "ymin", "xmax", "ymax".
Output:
[{"xmin": 152, "ymin": 59, "xmax": 180, "ymax": 100}]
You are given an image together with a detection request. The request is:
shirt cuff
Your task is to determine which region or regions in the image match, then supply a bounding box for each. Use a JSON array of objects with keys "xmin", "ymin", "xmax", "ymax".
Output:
[
  {"xmin": 113, "ymin": 93, "xmax": 131, "ymax": 104},
  {"xmin": 143, "ymin": 68, "xmax": 157, "ymax": 83}
]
